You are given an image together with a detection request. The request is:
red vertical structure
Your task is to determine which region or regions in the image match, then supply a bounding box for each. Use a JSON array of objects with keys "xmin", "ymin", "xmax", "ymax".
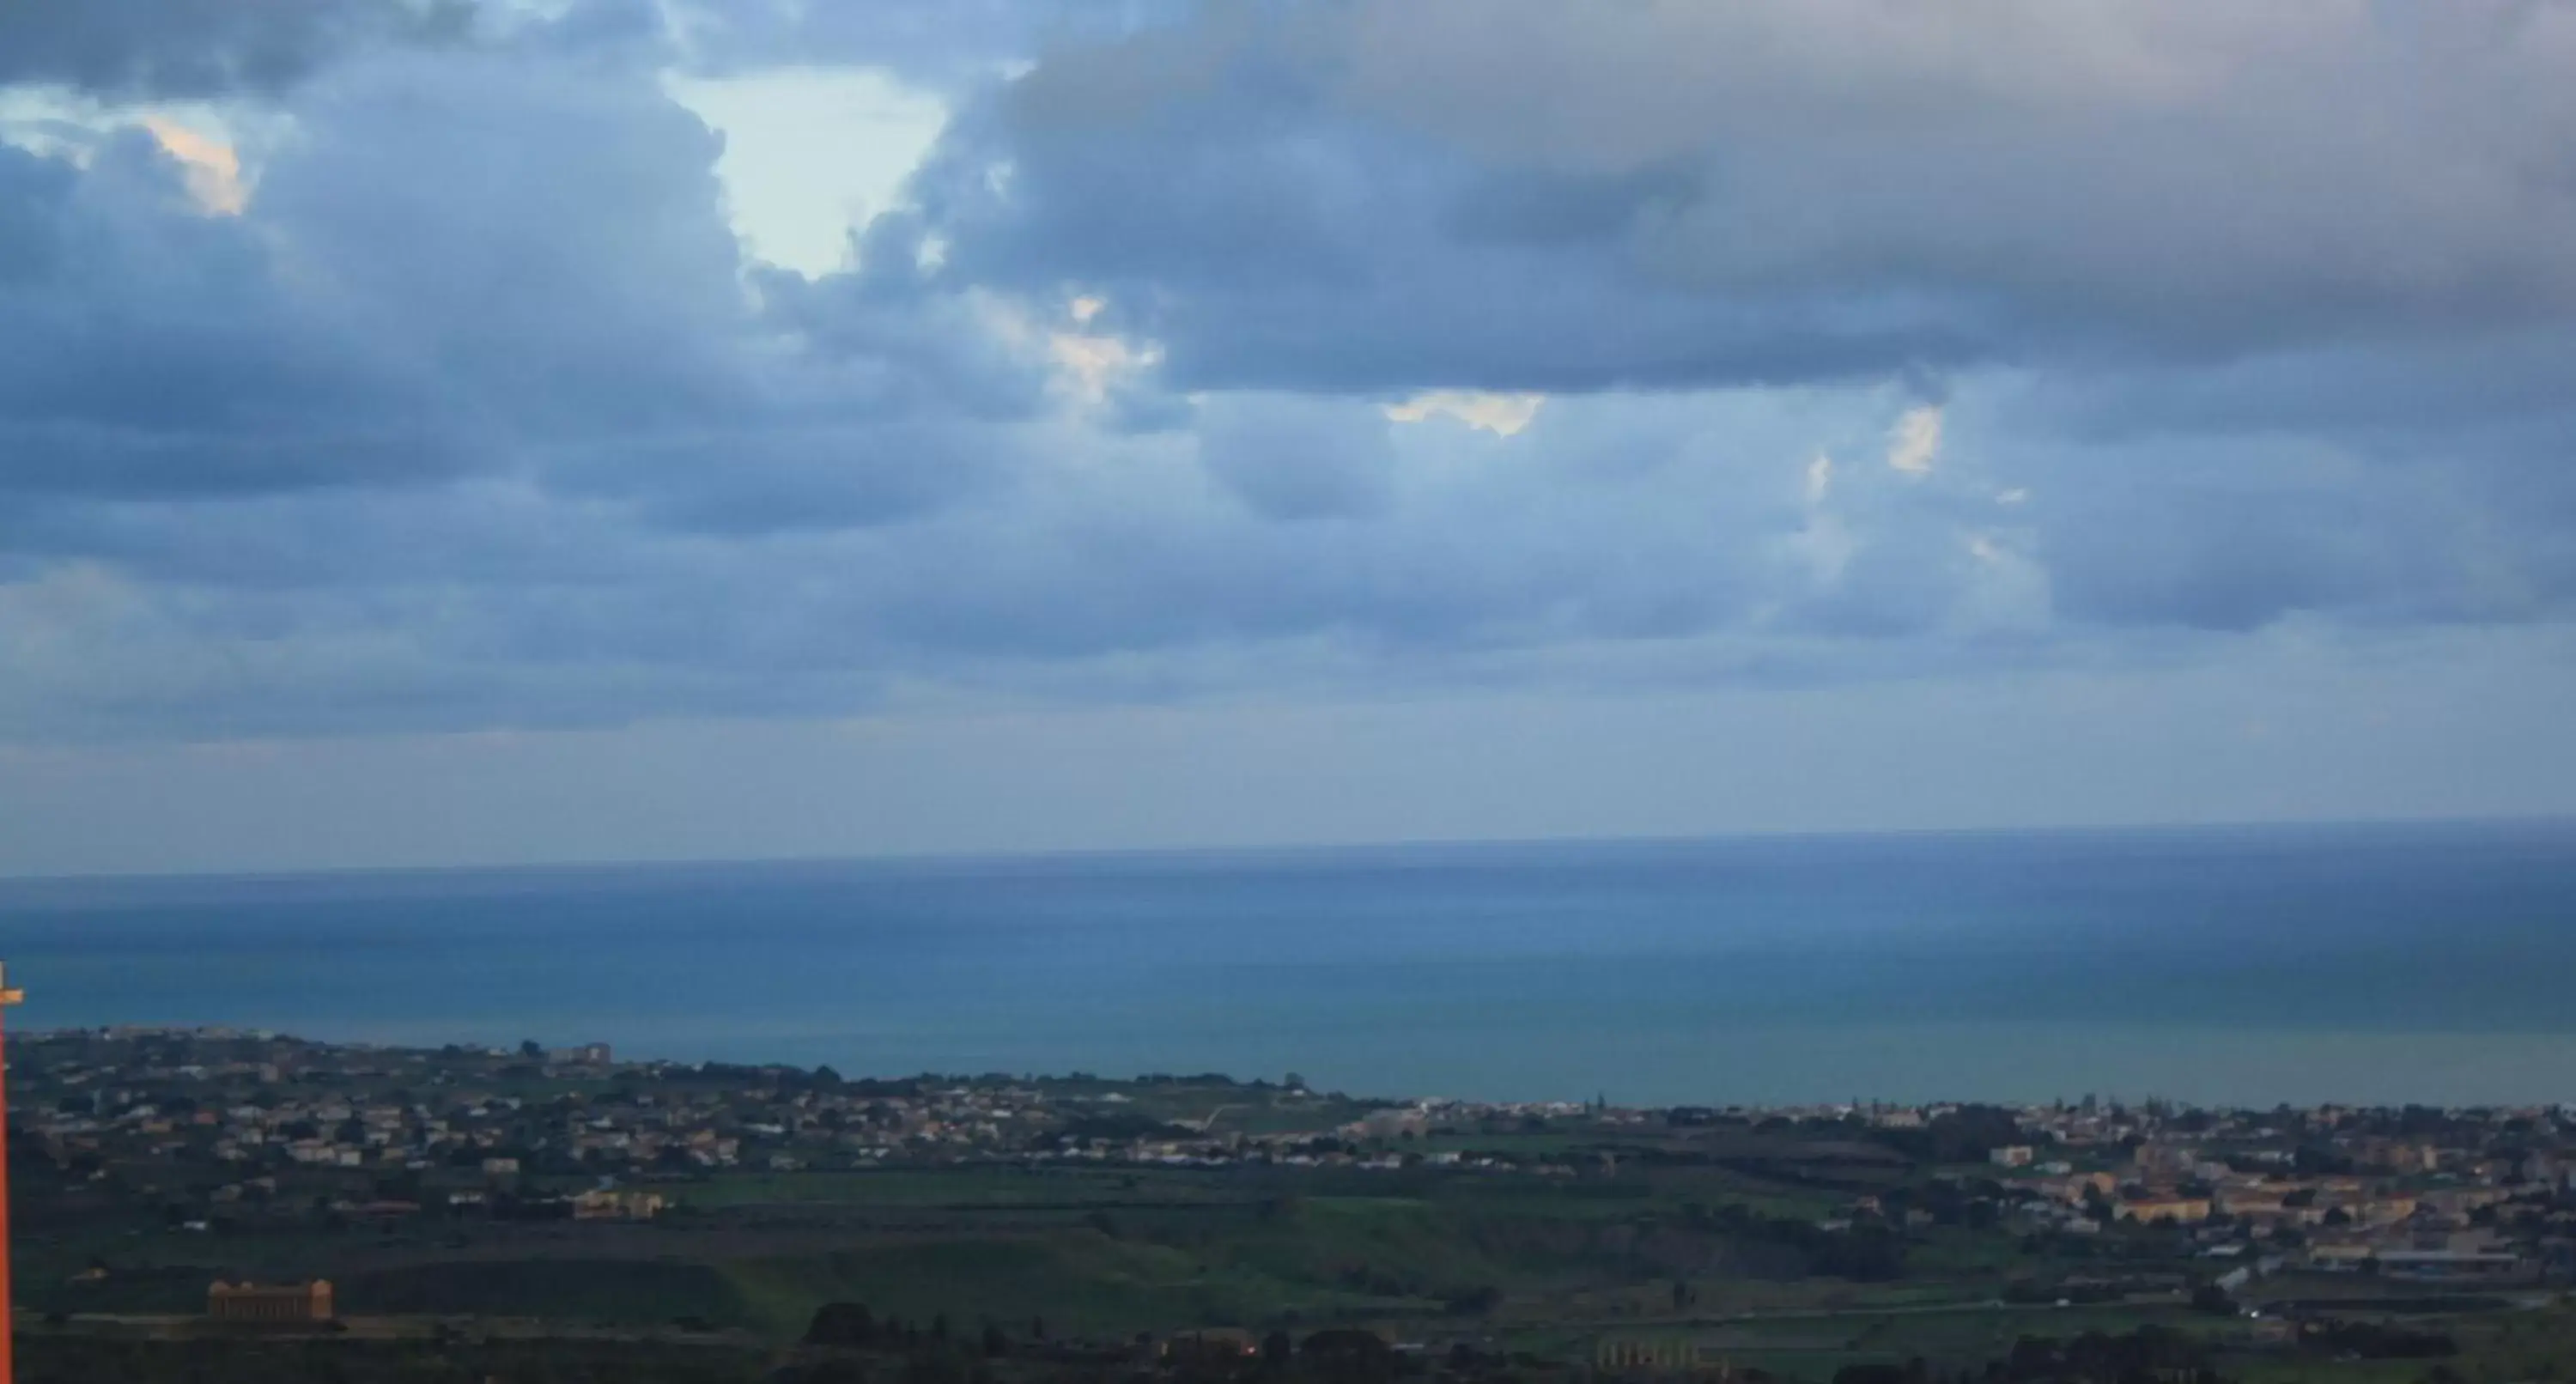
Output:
[{"xmin": 0, "ymin": 962, "xmax": 21, "ymax": 1384}]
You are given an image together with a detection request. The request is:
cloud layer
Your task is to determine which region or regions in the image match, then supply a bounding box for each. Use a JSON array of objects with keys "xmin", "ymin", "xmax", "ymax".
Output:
[
  {"xmin": 0, "ymin": 0, "xmax": 475, "ymax": 96},
  {"xmin": 3, "ymin": 0, "xmax": 2574, "ymax": 748}
]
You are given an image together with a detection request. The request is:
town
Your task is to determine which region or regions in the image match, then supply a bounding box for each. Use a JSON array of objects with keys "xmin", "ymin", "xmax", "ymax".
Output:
[
  {"xmin": 17, "ymin": 1029, "xmax": 2574, "ymax": 1275},
  {"xmin": 12, "ymin": 1027, "xmax": 2576, "ymax": 1382}
]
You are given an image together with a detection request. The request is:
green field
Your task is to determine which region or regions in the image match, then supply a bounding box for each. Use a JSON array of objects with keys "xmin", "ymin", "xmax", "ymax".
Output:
[{"xmin": 39, "ymin": 1114, "xmax": 2549, "ymax": 1384}]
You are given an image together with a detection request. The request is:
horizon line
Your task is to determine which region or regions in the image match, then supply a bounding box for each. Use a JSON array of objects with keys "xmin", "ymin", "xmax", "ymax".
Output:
[{"xmin": 2, "ymin": 809, "xmax": 2567, "ymax": 892}]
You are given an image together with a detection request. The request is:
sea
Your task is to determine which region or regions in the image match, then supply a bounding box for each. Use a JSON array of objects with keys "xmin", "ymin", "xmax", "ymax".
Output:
[{"xmin": 3, "ymin": 820, "xmax": 2574, "ymax": 1110}]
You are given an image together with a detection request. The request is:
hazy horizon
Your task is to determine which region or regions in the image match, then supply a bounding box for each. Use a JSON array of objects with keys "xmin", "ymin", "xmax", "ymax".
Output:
[{"xmin": 1, "ymin": 809, "xmax": 2567, "ymax": 887}]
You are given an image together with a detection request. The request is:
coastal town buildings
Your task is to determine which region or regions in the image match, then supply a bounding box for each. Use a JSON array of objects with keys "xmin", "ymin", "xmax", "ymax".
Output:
[{"xmin": 9, "ymin": 1027, "xmax": 2573, "ymax": 1298}]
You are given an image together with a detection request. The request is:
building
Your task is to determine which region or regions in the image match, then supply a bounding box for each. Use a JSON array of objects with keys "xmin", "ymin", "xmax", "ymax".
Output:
[
  {"xmin": 2354, "ymin": 1195, "xmax": 2419, "ymax": 1226},
  {"xmin": 2373, "ymin": 1250, "xmax": 2529, "ymax": 1281},
  {"xmin": 1990, "ymin": 1145, "xmax": 2035, "ymax": 1168},
  {"xmin": 1163, "ymin": 1328, "xmax": 1260, "ymax": 1366},
  {"xmin": 571, "ymin": 1188, "xmax": 665, "ymax": 1221},
  {"xmin": 2134, "ymin": 1144, "xmax": 2198, "ymax": 1183},
  {"xmin": 1346, "ymin": 1108, "xmax": 1429, "ymax": 1140},
  {"xmin": 209, "ymin": 1279, "xmax": 335, "ymax": 1324},
  {"xmin": 1594, "ymin": 1334, "xmax": 1744, "ymax": 1375},
  {"xmin": 2046, "ymin": 1171, "xmax": 2118, "ymax": 1203},
  {"xmin": 2115, "ymin": 1196, "xmax": 2211, "ymax": 1223},
  {"xmin": 2385, "ymin": 1141, "xmax": 2442, "ymax": 1174}
]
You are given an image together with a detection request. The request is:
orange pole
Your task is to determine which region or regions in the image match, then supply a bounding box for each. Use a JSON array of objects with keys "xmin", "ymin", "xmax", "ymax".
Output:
[
  {"xmin": 1, "ymin": 1004, "xmax": 13, "ymax": 1384},
  {"xmin": 1, "ymin": 964, "xmax": 21, "ymax": 1384}
]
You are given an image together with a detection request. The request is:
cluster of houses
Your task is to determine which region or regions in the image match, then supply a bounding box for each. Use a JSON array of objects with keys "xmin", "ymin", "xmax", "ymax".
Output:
[
  {"xmin": 1978, "ymin": 1100, "xmax": 2575, "ymax": 1283},
  {"xmin": 20, "ymin": 1028, "xmax": 2576, "ymax": 1293},
  {"xmin": 9, "ymin": 1031, "xmax": 1588, "ymax": 1229}
]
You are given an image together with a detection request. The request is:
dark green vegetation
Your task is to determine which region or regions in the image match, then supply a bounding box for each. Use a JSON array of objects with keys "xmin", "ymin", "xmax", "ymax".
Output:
[
  {"xmin": 15, "ymin": 1332, "xmax": 776, "ymax": 1384},
  {"xmin": 24, "ymin": 1140, "xmax": 2568, "ymax": 1383},
  {"xmin": 23, "ymin": 1154, "xmax": 1908, "ymax": 1337},
  {"xmin": 22, "ymin": 1307, "xmax": 2576, "ymax": 1384}
]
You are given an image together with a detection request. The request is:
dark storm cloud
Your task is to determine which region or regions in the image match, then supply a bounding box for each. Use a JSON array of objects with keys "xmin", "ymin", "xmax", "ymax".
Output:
[
  {"xmin": 0, "ymin": 49, "xmax": 1039, "ymax": 519},
  {"xmin": 910, "ymin": 1, "xmax": 2576, "ymax": 392},
  {"xmin": 2026, "ymin": 440, "xmax": 2564, "ymax": 633},
  {"xmin": 0, "ymin": 132, "xmax": 480, "ymax": 499},
  {"xmin": 0, "ymin": 0, "xmax": 475, "ymax": 96}
]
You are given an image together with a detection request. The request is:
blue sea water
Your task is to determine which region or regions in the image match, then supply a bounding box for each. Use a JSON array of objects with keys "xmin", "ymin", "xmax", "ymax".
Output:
[{"xmin": 3, "ymin": 822, "xmax": 2574, "ymax": 1108}]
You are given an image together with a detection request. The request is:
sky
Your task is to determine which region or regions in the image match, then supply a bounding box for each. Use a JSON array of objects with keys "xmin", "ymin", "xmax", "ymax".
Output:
[{"xmin": 3, "ymin": 0, "xmax": 2575, "ymax": 877}]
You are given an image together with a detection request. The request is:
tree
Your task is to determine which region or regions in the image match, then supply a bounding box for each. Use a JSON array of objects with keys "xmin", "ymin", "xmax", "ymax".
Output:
[
  {"xmin": 806, "ymin": 1302, "xmax": 878, "ymax": 1347},
  {"xmin": 1444, "ymin": 1285, "xmax": 1502, "ymax": 1316},
  {"xmin": 1302, "ymin": 1329, "xmax": 1396, "ymax": 1384},
  {"xmin": 519, "ymin": 1040, "xmax": 544, "ymax": 1059},
  {"xmin": 2081, "ymin": 1184, "xmax": 2115, "ymax": 1225}
]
